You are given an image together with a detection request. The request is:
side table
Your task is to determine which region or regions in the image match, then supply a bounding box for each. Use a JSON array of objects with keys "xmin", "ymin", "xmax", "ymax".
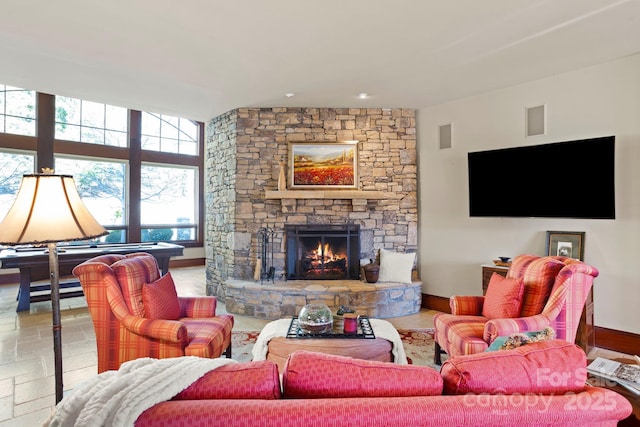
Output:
[
  {"xmin": 587, "ymin": 358, "xmax": 640, "ymax": 426},
  {"xmin": 481, "ymin": 264, "xmax": 508, "ymax": 294}
]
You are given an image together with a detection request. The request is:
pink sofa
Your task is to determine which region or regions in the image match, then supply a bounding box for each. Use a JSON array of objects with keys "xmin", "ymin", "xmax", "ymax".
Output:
[{"xmin": 135, "ymin": 340, "xmax": 631, "ymax": 427}]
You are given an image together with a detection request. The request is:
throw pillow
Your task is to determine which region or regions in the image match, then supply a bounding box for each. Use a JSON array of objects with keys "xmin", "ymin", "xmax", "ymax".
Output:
[
  {"xmin": 142, "ymin": 272, "xmax": 181, "ymax": 320},
  {"xmin": 441, "ymin": 339, "xmax": 587, "ymax": 395},
  {"xmin": 377, "ymin": 249, "xmax": 416, "ymax": 284},
  {"xmin": 282, "ymin": 350, "xmax": 442, "ymax": 398},
  {"xmin": 481, "ymin": 273, "xmax": 524, "ymax": 319},
  {"xmin": 174, "ymin": 361, "xmax": 281, "ymax": 400},
  {"xmin": 485, "ymin": 326, "xmax": 556, "ymax": 351}
]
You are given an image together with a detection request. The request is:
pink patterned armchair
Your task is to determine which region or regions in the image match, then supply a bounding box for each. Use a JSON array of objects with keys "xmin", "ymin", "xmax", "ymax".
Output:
[
  {"xmin": 433, "ymin": 254, "xmax": 598, "ymax": 364},
  {"xmin": 73, "ymin": 253, "xmax": 234, "ymax": 373}
]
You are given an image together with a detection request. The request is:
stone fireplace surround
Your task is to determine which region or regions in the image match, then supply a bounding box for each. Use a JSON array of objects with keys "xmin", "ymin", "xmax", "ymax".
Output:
[{"xmin": 206, "ymin": 107, "xmax": 418, "ymax": 319}]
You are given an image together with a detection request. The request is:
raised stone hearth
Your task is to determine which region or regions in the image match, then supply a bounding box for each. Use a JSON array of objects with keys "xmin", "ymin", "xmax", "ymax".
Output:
[{"xmin": 224, "ymin": 279, "xmax": 422, "ymax": 320}]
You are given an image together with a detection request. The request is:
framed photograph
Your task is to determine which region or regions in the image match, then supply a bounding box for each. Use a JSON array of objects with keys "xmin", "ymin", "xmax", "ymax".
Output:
[
  {"xmin": 288, "ymin": 141, "xmax": 358, "ymax": 189},
  {"xmin": 546, "ymin": 231, "xmax": 585, "ymax": 261}
]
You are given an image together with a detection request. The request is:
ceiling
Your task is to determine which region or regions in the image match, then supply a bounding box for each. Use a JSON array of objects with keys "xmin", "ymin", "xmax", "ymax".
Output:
[{"xmin": 1, "ymin": 0, "xmax": 640, "ymax": 122}]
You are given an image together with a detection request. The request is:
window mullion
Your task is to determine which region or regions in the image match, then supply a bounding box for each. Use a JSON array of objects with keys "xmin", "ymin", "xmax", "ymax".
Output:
[
  {"xmin": 129, "ymin": 110, "xmax": 142, "ymax": 243},
  {"xmin": 37, "ymin": 93, "xmax": 55, "ymax": 172}
]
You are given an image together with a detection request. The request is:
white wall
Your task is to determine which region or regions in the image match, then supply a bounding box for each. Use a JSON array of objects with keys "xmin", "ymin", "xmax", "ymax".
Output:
[
  {"xmin": 418, "ymin": 53, "xmax": 640, "ymax": 335},
  {"xmin": 180, "ymin": 246, "xmax": 205, "ymax": 260}
]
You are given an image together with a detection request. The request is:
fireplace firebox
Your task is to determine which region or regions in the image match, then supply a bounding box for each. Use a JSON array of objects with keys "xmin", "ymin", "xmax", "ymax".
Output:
[{"xmin": 285, "ymin": 224, "xmax": 360, "ymax": 280}]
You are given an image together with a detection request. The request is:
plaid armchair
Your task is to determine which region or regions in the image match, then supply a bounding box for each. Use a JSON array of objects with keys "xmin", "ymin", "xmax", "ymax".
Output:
[
  {"xmin": 73, "ymin": 253, "xmax": 234, "ymax": 373},
  {"xmin": 433, "ymin": 255, "xmax": 598, "ymax": 364}
]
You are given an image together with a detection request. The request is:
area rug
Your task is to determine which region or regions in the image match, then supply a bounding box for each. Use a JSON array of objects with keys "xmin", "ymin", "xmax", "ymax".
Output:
[{"xmin": 231, "ymin": 328, "xmax": 439, "ymax": 369}]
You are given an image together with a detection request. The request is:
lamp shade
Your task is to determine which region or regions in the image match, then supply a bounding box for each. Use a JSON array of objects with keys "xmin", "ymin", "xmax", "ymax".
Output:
[{"xmin": 0, "ymin": 174, "xmax": 108, "ymax": 245}]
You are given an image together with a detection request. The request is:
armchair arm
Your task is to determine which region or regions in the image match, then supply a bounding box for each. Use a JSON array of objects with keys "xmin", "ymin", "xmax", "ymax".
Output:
[
  {"xmin": 450, "ymin": 295, "xmax": 484, "ymax": 315},
  {"xmin": 179, "ymin": 296, "xmax": 217, "ymax": 318},
  {"xmin": 483, "ymin": 314, "xmax": 552, "ymax": 344},
  {"xmin": 120, "ymin": 315, "xmax": 188, "ymax": 343}
]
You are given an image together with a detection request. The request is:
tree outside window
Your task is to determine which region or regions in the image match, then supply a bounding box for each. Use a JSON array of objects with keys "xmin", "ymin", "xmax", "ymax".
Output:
[
  {"xmin": 141, "ymin": 112, "xmax": 198, "ymax": 155},
  {"xmin": 141, "ymin": 164, "xmax": 196, "ymax": 242},
  {"xmin": 0, "ymin": 85, "xmax": 36, "ymax": 136},
  {"xmin": 55, "ymin": 157, "xmax": 127, "ymax": 242},
  {"xmin": 55, "ymin": 96, "xmax": 128, "ymax": 147},
  {"xmin": 0, "ymin": 152, "xmax": 35, "ymax": 219}
]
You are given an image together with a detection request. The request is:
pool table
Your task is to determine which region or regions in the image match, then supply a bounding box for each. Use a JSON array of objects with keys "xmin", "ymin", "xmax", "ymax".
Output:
[{"xmin": 0, "ymin": 242, "xmax": 184, "ymax": 312}]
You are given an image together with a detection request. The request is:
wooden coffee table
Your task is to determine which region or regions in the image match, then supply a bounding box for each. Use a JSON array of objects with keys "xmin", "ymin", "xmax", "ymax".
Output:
[
  {"xmin": 253, "ymin": 317, "xmax": 402, "ymax": 373},
  {"xmin": 267, "ymin": 336, "xmax": 393, "ymax": 372}
]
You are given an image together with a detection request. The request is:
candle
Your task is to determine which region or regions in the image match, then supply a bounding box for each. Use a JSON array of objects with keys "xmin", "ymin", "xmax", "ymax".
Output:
[{"xmin": 343, "ymin": 313, "xmax": 358, "ymax": 334}]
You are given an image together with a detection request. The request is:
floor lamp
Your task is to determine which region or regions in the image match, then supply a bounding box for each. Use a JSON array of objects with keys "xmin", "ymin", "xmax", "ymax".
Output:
[{"xmin": 0, "ymin": 170, "xmax": 107, "ymax": 404}]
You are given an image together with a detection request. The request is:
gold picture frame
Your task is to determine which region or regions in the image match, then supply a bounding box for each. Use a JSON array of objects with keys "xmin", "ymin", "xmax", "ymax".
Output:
[
  {"xmin": 546, "ymin": 231, "xmax": 585, "ymax": 261},
  {"xmin": 288, "ymin": 141, "xmax": 358, "ymax": 189}
]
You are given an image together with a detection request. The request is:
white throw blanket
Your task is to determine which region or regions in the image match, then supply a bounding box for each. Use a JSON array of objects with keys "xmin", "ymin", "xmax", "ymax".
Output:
[
  {"xmin": 44, "ymin": 356, "xmax": 236, "ymax": 427},
  {"xmin": 251, "ymin": 318, "xmax": 408, "ymax": 364}
]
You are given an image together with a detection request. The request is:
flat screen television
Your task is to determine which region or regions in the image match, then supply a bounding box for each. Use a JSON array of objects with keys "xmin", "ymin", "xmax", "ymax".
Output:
[{"xmin": 468, "ymin": 136, "xmax": 615, "ymax": 219}]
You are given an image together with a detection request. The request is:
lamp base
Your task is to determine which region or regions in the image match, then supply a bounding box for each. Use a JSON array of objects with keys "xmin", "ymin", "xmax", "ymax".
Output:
[{"xmin": 48, "ymin": 242, "xmax": 64, "ymax": 404}]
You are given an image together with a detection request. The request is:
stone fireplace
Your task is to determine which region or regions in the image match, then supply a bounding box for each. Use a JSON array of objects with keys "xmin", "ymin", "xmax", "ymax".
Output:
[
  {"xmin": 205, "ymin": 107, "xmax": 418, "ymax": 318},
  {"xmin": 285, "ymin": 224, "xmax": 360, "ymax": 280}
]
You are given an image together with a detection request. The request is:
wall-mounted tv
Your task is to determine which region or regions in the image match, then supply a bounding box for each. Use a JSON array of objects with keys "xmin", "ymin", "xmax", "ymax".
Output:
[{"xmin": 468, "ymin": 136, "xmax": 615, "ymax": 219}]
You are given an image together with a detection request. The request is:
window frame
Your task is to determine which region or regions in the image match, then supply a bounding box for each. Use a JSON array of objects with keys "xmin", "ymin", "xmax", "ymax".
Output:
[
  {"xmin": 54, "ymin": 95, "xmax": 129, "ymax": 147},
  {"xmin": 0, "ymin": 92, "xmax": 204, "ymax": 247},
  {"xmin": 140, "ymin": 161, "xmax": 199, "ymax": 243},
  {"xmin": 141, "ymin": 111, "xmax": 200, "ymax": 155},
  {"xmin": 0, "ymin": 85, "xmax": 37, "ymax": 136}
]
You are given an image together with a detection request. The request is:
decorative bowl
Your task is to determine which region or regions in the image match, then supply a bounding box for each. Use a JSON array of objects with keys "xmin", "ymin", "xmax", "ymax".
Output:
[
  {"xmin": 298, "ymin": 303, "xmax": 333, "ymax": 334},
  {"xmin": 498, "ymin": 256, "xmax": 511, "ymax": 262}
]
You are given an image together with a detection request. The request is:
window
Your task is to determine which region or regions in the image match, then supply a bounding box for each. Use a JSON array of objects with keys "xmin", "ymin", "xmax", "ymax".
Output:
[
  {"xmin": 55, "ymin": 96, "xmax": 128, "ymax": 147},
  {"xmin": 141, "ymin": 164, "xmax": 197, "ymax": 242},
  {"xmin": 55, "ymin": 157, "xmax": 127, "ymax": 242},
  {"xmin": 0, "ymin": 83, "xmax": 203, "ymax": 247},
  {"xmin": 0, "ymin": 151, "xmax": 35, "ymax": 219},
  {"xmin": 0, "ymin": 85, "xmax": 36, "ymax": 136},
  {"xmin": 141, "ymin": 112, "xmax": 198, "ymax": 155}
]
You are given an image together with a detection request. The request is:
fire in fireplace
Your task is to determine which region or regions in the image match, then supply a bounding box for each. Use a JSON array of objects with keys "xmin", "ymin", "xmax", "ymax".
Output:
[
  {"xmin": 302, "ymin": 241, "xmax": 347, "ymax": 278},
  {"xmin": 285, "ymin": 224, "xmax": 360, "ymax": 280}
]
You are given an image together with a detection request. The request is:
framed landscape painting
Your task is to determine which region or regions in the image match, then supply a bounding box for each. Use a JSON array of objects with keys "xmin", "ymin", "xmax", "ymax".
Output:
[{"xmin": 288, "ymin": 141, "xmax": 358, "ymax": 189}]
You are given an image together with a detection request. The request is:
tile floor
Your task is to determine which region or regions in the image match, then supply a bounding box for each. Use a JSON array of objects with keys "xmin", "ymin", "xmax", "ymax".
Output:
[
  {"xmin": 0, "ymin": 266, "xmax": 629, "ymax": 426},
  {"xmin": 0, "ymin": 266, "xmax": 440, "ymax": 426}
]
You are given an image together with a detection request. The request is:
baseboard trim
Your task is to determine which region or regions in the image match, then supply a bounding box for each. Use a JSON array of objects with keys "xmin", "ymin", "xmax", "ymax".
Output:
[
  {"xmin": 595, "ymin": 326, "xmax": 640, "ymax": 356},
  {"xmin": 421, "ymin": 293, "xmax": 640, "ymax": 355},
  {"xmin": 421, "ymin": 293, "xmax": 451, "ymax": 314},
  {"xmin": 0, "ymin": 273, "xmax": 19, "ymax": 286},
  {"xmin": 170, "ymin": 258, "xmax": 205, "ymax": 268}
]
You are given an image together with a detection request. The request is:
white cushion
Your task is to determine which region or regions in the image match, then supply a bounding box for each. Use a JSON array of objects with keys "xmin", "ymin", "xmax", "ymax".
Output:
[{"xmin": 378, "ymin": 249, "xmax": 416, "ymax": 284}]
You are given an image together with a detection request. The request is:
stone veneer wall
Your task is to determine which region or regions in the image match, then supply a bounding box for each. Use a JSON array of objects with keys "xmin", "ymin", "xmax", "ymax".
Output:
[{"xmin": 205, "ymin": 107, "xmax": 417, "ymax": 298}]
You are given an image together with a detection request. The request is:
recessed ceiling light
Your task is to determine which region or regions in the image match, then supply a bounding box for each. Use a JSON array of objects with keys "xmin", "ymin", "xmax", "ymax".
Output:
[
  {"xmin": 285, "ymin": 93, "xmax": 295, "ymax": 98},
  {"xmin": 358, "ymin": 93, "xmax": 368, "ymax": 99}
]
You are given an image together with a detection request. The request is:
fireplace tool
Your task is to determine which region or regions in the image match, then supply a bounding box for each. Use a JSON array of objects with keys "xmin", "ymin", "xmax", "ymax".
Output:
[{"xmin": 258, "ymin": 227, "xmax": 275, "ymax": 284}]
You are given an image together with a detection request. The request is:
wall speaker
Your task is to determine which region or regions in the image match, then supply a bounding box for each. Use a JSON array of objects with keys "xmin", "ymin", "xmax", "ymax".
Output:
[
  {"xmin": 526, "ymin": 105, "xmax": 545, "ymax": 136},
  {"xmin": 439, "ymin": 123, "xmax": 452, "ymax": 149}
]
